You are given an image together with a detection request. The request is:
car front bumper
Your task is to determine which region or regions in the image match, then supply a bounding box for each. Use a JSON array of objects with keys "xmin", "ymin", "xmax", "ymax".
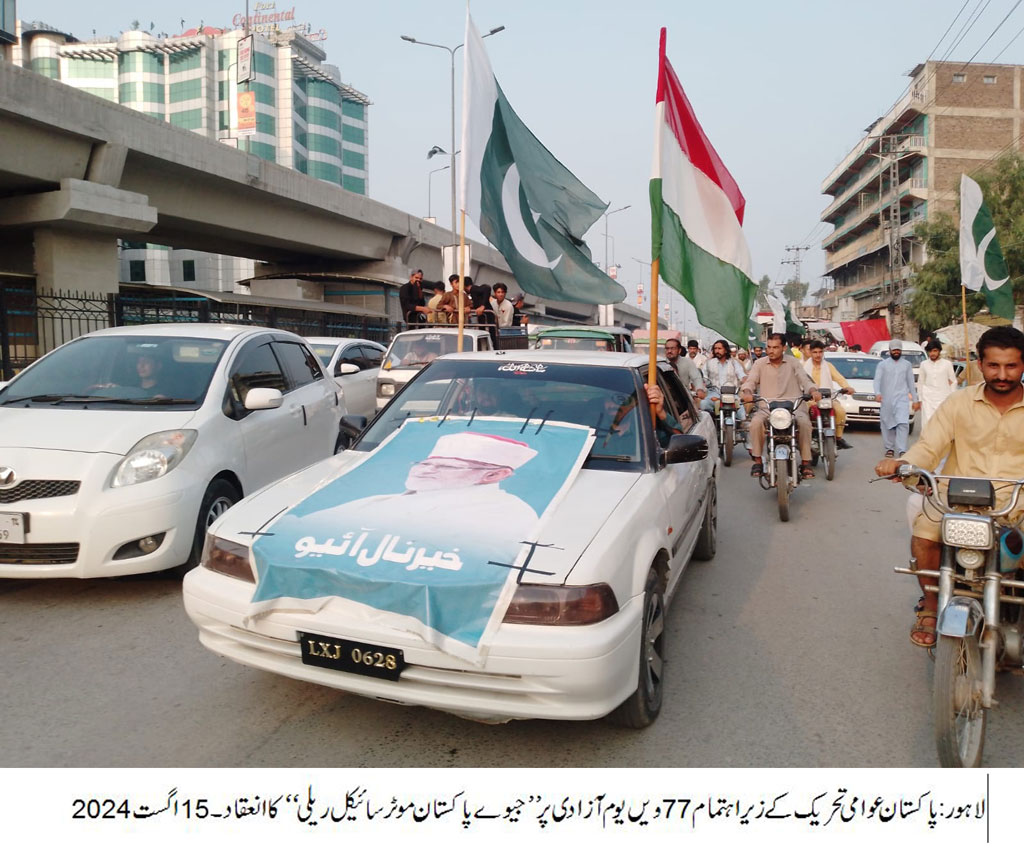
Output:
[
  {"xmin": 183, "ymin": 567, "xmax": 643, "ymax": 723},
  {"xmin": 0, "ymin": 448, "xmax": 204, "ymax": 578}
]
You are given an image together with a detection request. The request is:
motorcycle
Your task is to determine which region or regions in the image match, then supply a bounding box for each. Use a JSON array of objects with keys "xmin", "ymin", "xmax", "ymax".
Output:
[
  {"xmin": 891, "ymin": 465, "xmax": 1024, "ymax": 767},
  {"xmin": 715, "ymin": 384, "xmax": 744, "ymax": 467},
  {"xmin": 809, "ymin": 388, "xmax": 837, "ymax": 481},
  {"xmin": 751, "ymin": 394, "xmax": 811, "ymax": 522}
]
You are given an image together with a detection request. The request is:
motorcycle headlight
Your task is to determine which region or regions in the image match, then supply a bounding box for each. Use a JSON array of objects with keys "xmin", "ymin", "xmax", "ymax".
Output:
[
  {"xmin": 720, "ymin": 393, "xmax": 736, "ymax": 405},
  {"xmin": 955, "ymin": 548, "xmax": 986, "ymax": 571},
  {"xmin": 818, "ymin": 399, "xmax": 832, "ymax": 409},
  {"xmin": 111, "ymin": 430, "xmax": 197, "ymax": 488},
  {"xmin": 769, "ymin": 408, "xmax": 793, "ymax": 430},
  {"xmin": 942, "ymin": 516, "xmax": 993, "ymax": 549}
]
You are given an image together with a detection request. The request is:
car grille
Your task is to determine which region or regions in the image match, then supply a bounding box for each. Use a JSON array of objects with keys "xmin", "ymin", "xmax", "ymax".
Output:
[
  {"xmin": 0, "ymin": 543, "xmax": 80, "ymax": 564},
  {"xmin": 0, "ymin": 480, "xmax": 80, "ymax": 504},
  {"xmin": 852, "ymin": 393, "xmax": 876, "ymax": 401}
]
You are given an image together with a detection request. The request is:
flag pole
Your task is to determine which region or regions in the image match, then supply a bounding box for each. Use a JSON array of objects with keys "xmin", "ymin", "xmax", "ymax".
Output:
[
  {"xmin": 648, "ymin": 258, "xmax": 660, "ymax": 423},
  {"xmin": 961, "ymin": 282, "xmax": 972, "ymax": 384},
  {"xmin": 457, "ymin": 210, "xmax": 467, "ymax": 352}
]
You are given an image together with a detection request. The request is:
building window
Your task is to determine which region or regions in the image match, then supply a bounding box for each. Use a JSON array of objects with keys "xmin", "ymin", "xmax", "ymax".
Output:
[
  {"xmin": 342, "ymin": 100, "xmax": 365, "ymax": 121},
  {"xmin": 253, "ymin": 51, "xmax": 275, "ymax": 76},
  {"xmin": 342, "ymin": 175, "xmax": 366, "ymax": 195},
  {"xmin": 218, "ymin": 49, "xmax": 232, "ymax": 71},
  {"xmin": 170, "ymin": 109, "xmax": 203, "ymax": 130},
  {"xmin": 307, "ymin": 79, "xmax": 341, "ymax": 106},
  {"xmin": 307, "ymin": 132, "xmax": 340, "ymax": 157},
  {"xmin": 219, "ymin": 110, "xmax": 230, "ymax": 130},
  {"xmin": 307, "ymin": 105, "xmax": 341, "ymax": 132},
  {"xmin": 256, "ymin": 112, "xmax": 276, "ymax": 135},
  {"xmin": 953, "ymin": 72, "xmax": 966, "ymax": 83},
  {"xmin": 341, "ymin": 124, "xmax": 365, "ymax": 146},
  {"xmin": 182, "ymin": 260, "xmax": 196, "ymax": 282},
  {"xmin": 129, "ymin": 260, "xmax": 146, "ymax": 282},
  {"xmin": 251, "ymin": 81, "xmax": 276, "ymax": 106},
  {"xmin": 342, "ymin": 149, "xmax": 365, "ymax": 170},
  {"xmin": 169, "ymin": 49, "xmax": 201, "ymax": 72},
  {"xmin": 307, "ymin": 160, "xmax": 342, "ymax": 184},
  {"xmin": 67, "ymin": 57, "xmax": 114, "ymax": 78},
  {"xmin": 247, "ymin": 140, "xmax": 276, "ymax": 162},
  {"xmin": 169, "ymin": 78, "xmax": 202, "ymax": 102},
  {"xmin": 29, "ymin": 57, "xmax": 60, "ymax": 78},
  {"xmin": 984, "ymin": 74, "xmax": 997, "ymax": 84}
]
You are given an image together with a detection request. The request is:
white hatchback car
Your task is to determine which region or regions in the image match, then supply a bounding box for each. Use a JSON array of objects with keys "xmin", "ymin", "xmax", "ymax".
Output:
[
  {"xmin": 0, "ymin": 324, "xmax": 343, "ymax": 578},
  {"xmin": 304, "ymin": 337, "xmax": 386, "ymax": 420},
  {"xmin": 183, "ymin": 351, "xmax": 718, "ymax": 727}
]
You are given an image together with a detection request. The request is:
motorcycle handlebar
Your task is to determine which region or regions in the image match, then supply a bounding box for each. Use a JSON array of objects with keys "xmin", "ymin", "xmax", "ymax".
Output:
[{"xmin": 895, "ymin": 465, "xmax": 1024, "ymax": 519}]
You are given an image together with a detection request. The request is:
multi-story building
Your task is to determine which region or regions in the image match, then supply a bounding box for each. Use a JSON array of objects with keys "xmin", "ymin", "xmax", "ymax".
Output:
[
  {"xmin": 9, "ymin": 19, "xmax": 370, "ymax": 292},
  {"xmin": 819, "ymin": 60, "xmax": 1023, "ymax": 333}
]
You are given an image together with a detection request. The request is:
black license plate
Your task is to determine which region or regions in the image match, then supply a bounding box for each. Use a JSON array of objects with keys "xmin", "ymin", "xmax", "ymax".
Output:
[
  {"xmin": 860, "ymin": 407, "xmax": 879, "ymax": 416},
  {"xmin": 298, "ymin": 631, "xmax": 406, "ymax": 681}
]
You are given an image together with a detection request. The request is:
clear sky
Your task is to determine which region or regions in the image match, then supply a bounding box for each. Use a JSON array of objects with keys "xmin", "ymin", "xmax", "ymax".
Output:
[{"xmin": 22, "ymin": 0, "xmax": 1024, "ymax": 327}]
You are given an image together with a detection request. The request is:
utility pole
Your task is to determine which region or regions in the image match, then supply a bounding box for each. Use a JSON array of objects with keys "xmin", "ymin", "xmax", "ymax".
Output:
[
  {"xmin": 781, "ymin": 244, "xmax": 810, "ymax": 287},
  {"xmin": 875, "ymin": 133, "xmax": 916, "ymax": 336}
]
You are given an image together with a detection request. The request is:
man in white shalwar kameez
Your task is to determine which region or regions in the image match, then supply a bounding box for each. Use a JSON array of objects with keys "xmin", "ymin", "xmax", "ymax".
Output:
[
  {"xmin": 917, "ymin": 340, "xmax": 957, "ymax": 430},
  {"xmin": 874, "ymin": 340, "xmax": 920, "ymax": 457}
]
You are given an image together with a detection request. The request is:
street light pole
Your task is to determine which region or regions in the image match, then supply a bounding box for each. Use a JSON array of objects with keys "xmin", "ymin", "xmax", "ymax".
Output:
[
  {"xmin": 401, "ymin": 26, "xmax": 505, "ymax": 252},
  {"xmin": 427, "ymin": 164, "xmax": 450, "ymax": 220},
  {"xmin": 602, "ymin": 204, "xmax": 630, "ymax": 275}
]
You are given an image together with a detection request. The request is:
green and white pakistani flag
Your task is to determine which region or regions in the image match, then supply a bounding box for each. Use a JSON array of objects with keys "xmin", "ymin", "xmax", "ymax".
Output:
[
  {"xmin": 458, "ymin": 14, "xmax": 625, "ymax": 305},
  {"xmin": 650, "ymin": 29, "xmax": 757, "ymax": 346},
  {"xmin": 960, "ymin": 173, "xmax": 1016, "ymax": 321}
]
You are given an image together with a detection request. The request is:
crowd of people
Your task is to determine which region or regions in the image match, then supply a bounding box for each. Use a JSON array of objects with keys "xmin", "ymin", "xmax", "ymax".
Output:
[{"xmin": 398, "ymin": 268, "xmax": 527, "ymax": 345}]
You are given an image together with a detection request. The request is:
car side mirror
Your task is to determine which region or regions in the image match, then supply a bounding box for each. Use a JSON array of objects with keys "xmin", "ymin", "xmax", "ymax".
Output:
[
  {"xmin": 662, "ymin": 433, "xmax": 708, "ymax": 465},
  {"xmin": 337, "ymin": 363, "xmax": 360, "ymax": 376},
  {"xmin": 244, "ymin": 388, "xmax": 283, "ymax": 411},
  {"xmin": 335, "ymin": 415, "xmax": 368, "ymax": 451}
]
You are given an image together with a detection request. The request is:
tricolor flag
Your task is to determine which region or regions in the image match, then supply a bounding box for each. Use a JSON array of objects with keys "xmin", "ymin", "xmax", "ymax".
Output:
[
  {"xmin": 650, "ymin": 29, "xmax": 757, "ymax": 344},
  {"xmin": 960, "ymin": 174, "xmax": 1015, "ymax": 321},
  {"xmin": 459, "ymin": 14, "xmax": 625, "ymax": 305}
]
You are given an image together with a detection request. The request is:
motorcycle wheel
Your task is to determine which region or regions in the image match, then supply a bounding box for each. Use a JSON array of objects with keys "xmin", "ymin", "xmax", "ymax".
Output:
[
  {"xmin": 723, "ymin": 424, "xmax": 734, "ymax": 467},
  {"xmin": 775, "ymin": 459, "xmax": 790, "ymax": 522},
  {"xmin": 933, "ymin": 635, "xmax": 987, "ymax": 768},
  {"xmin": 823, "ymin": 436, "xmax": 837, "ymax": 481}
]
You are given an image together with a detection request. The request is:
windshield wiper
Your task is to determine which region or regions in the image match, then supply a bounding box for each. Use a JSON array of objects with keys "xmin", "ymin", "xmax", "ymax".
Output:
[
  {"xmin": 119, "ymin": 397, "xmax": 198, "ymax": 405},
  {"xmin": 0, "ymin": 394, "xmax": 85, "ymax": 405},
  {"xmin": 588, "ymin": 453, "xmax": 635, "ymax": 462}
]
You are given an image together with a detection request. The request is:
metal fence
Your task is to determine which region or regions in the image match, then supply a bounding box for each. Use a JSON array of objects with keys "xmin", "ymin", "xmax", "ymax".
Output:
[{"xmin": 0, "ymin": 284, "xmax": 399, "ymax": 380}]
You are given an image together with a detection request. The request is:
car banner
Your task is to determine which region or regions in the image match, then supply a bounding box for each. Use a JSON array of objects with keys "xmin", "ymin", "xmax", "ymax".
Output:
[{"xmin": 246, "ymin": 417, "xmax": 594, "ymax": 662}]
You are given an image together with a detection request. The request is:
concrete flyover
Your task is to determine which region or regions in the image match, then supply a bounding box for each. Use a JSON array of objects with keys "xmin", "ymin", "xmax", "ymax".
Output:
[{"xmin": 0, "ymin": 61, "xmax": 531, "ymax": 317}]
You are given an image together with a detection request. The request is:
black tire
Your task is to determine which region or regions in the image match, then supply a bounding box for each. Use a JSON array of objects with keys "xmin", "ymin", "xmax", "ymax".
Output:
[
  {"xmin": 187, "ymin": 478, "xmax": 241, "ymax": 571},
  {"xmin": 693, "ymin": 480, "xmax": 717, "ymax": 561},
  {"xmin": 934, "ymin": 635, "xmax": 987, "ymax": 767},
  {"xmin": 611, "ymin": 568, "xmax": 666, "ymax": 728},
  {"xmin": 823, "ymin": 436, "xmax": 837, "ymax": 481},
  {"xmin": 722, "ymin": 424, "xmax": 734, "ymax": 467},
  {"xmin": 775, "ymin": 459, "xmax": 790, "ymax": 522}
]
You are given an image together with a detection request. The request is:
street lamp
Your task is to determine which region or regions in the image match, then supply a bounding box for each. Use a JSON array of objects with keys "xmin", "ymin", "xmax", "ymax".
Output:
[
  {"xmin": 603, "ymin": 204, "xmax": 630, "ymax": 275},
  {"xmin": 401, "ymin": 25, "xmax": 506, "ymax": 250},
  {"xmin": 427, "ymin": 164, "xmax": 450, "ymax": 220}
]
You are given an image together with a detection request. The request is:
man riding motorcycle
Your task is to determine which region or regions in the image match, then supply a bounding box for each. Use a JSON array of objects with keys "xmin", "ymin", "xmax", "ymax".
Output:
[
  {"xmin": 804, "ymin": 340, "xmax": 855, "ymax": 450},
  {"xmin": 701, "ymin": 338, "xmax": 747, "ymax": 413},
  {"xmin": 874, "ymin": 326, "xmax": 1024, "ymax": 648},
  {"xmin": 741, "ymin": 332, "xmax": 821, "ymax": 480}
]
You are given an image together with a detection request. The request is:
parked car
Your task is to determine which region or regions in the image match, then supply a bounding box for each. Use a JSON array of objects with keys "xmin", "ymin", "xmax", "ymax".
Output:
[
  {"xmin": 0, "ymin": 324, "xmax": 343, "ymax": 578},
  {"xmin": 183, "ymin": 350, "xmax": 718, "ymax": 727},
  {"xmin": 534, "ymin": 326, "xmax": 634, "ymax": 352},
  {"xmin": 825, "ymin": 352, "xmax": 917, "ymax": 432},
  {"xmin": 305, "ymin": 337, "xmax": 386, "ymax": 420},
  {"xmin": 376, "ymin": 328, "xmax": 493, "ymax": 411}
]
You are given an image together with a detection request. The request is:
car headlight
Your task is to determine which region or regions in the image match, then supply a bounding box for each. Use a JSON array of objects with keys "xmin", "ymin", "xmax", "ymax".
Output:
[
  {"xmin": 768, "ymin": 408, "xmax": 793, "ymax": 430},
  {"xmin": 502, "ymin": 583, "xmax": 619, "ymax": 625},
  {"xmin": 111, "ymin": 429, "xmax": 197, "ymax": 488},
  {"xmin": 942, "ymin": 516, "xmax": 993, "ymax": 549},
  {"xmin": 378, "ymin": 380, "xmax": 396, "ymax": 398},
  {"xmin": 202, "ymin": 533, "xmax": 254, "ymax": 582}
]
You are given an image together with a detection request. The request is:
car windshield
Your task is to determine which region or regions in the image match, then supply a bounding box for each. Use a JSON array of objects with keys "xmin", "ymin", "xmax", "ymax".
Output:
[
  {"xmin": 309, "ymin": 343, "xmax": 337, "ymax": 367},
  {"xmin": 384, "ymin": 332, "xmax": 473, "ymax": 367},
  {"xmin": 826, "ymin": 357, "xmax": 879, "ymax": 379},
  {"xmin": 358, "ymin": 360, "xmax": 646, "ymax": 468},
  {"xmin": 536, "ymin": 336, "xmax": 613, "ymax": 351},
  {"xmin": 0, "ymin": 335, "xmax": 228, "ymax": 409}
]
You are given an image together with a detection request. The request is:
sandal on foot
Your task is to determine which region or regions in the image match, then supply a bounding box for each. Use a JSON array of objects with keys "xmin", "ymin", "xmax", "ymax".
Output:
[
  {"xmin": 914, "ymin": 595, "xmax": 926, "ymax": 613},
  {"xmin": 799, "ymin": 463, "xmax": 815, "ymax": 479},
  {"xmin": 884, "ymin": 450, "xmax": 895, "ymax": 458},
  {"xmin": 910, "ymin": 610, "xmax": 937, "ymax": 648},
  {"xmin": 750, "ymin": 461, "xmax": 763, "ymax": 477}
]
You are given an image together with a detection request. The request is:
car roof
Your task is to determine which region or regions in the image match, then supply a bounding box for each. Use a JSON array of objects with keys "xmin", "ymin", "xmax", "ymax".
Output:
[
  {"xmin": 537, "ymin": 328, "xmax": 616, "ymax": 340},
  {"xmin": 869, "ymin": 339, "xmax": 924, "ymax": 351},
  {"xmin": 389, "ymin": 328, "xmax": 489, "ymax": 340},
  {"xmin": 84, "ymin": 323, "xmax": 279, "ymax": 342},
  {"xmin": 438, "ymin": 350, "xmax": 653, "ymax": 368},
  {"xmin": 825, "ymin": 352, "xmax": 880, "ymax": 360}
]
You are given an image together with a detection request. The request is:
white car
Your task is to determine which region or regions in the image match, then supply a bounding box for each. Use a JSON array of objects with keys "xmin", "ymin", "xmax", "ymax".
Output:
[
  {"xmin": 0, "ymin": 324, "xmax": 343, "ymax": 578},
  {"xmin": 304, "ymin": 337, "xmax": 386, "ymax": 420},
  {"xmin": 376, "ymin": 328, "xmax": 493, "ymax": 411},
  {"xmin": 825, "ymin": 352, "xmax": 917, "ymax": 432},
  {"xmin": 183, "ymin": 351, "xmax": 718, "ymax": 726},
  {"xmin": 868, "ymin": 339, "xmax": 927, "ymax": 381}
]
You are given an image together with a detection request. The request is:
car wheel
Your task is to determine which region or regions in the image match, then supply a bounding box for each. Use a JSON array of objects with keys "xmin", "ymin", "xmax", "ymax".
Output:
[
  {"xmin": 185, "ymin": 478, "xmax": 241, "ymax": 571},
  {"xmin": 611, "ymin": 568, "xmax": 665, "ymax": 729},
  {"xmin": 693, "ymin": 480, "xmax": 717, "ymax": 561}
]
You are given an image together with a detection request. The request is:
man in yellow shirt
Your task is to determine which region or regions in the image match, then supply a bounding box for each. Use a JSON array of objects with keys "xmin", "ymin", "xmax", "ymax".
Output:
[
  {"xmin": 804, "ymin": 340, "xmax": 855, "ymax": 449},
  {"xmin": 875, "ymin": 326, "xmax": 1024, "ymax": 649}
]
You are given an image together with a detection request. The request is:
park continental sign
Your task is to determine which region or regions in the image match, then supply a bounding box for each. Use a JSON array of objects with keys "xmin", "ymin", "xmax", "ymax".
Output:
[{"xmin": 232, "ymin": 2, "xmax": 327, "ymax": 42}]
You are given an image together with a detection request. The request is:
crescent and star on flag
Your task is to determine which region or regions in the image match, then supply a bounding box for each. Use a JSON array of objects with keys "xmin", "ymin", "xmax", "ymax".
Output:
[{"xmin": 500, "ymin": 164, "xmax": 563, "ymax": 271}]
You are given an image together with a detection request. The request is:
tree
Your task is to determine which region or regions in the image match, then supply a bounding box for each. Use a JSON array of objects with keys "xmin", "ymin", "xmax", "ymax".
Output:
[
  {"xmin": 755, "ymin": 274, "xmax": 772, "ymax": 311},
  {"xmin": 781, "ymin": 277, "xmax": 808, "ymax": 306},
  {"xmin": 910, "ymin": 152, "xmax": 1024, "ymax": 329}
]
